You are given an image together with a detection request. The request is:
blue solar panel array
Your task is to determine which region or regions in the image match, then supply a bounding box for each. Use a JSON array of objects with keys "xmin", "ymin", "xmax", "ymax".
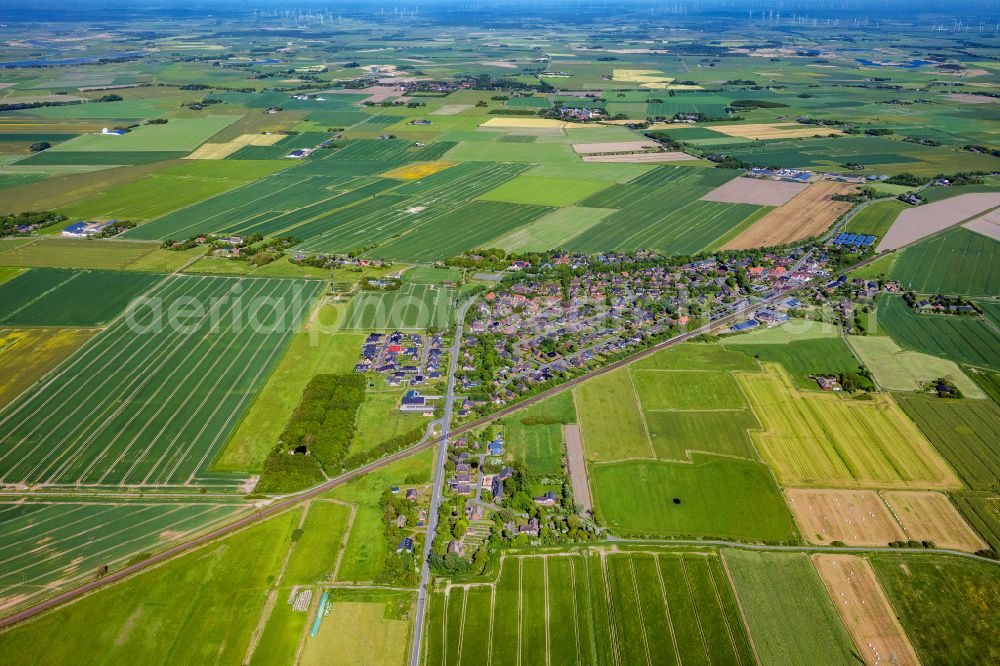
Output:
[{"xmin": 831, "ymin": 232, "xmax": 876, "ymax": 247}]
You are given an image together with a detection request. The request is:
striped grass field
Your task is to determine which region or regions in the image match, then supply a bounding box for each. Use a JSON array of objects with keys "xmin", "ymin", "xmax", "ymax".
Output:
[
  {"xmin": 423, "ymin": 551, "xmax": 755, "ymax": 666},
  {"xmin": 0, "ymin": 499, "xmax": 247, "ymax": 615},
  {"xmin": 0, "ymin": 274, "xmax": 322, "ymax": 488},
  {"xmin": 737, "ymin": 363, "xmax": 961, "ymax": 489}
]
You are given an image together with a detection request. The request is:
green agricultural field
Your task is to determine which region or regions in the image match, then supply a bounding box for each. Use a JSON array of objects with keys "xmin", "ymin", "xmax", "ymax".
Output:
[
  {"xmin": 873, "ymin": 555, "xmax": 1000, "ymax": 663},
  {"xmin": 0, "ymin": 274, "xmax": 323, "ymax": 488},
  {"xmin": 726, "ymin": 337, "xmax": 863, "ymax": 390},
  {"xmin": 722, "ymin": 318, "xmax": 841, "ymax": 345},
  {"xmin": 49, "ymin": 116, "xmax": 239, "ymax": 153},
  {"xmin": 351, "ymin": 390, "xmax": 423, "ymax": 457},
  {"xmin": 20, "ymin": 99, "xmax": 169, "ymax": 120},
  {"xmin": 524, "ymin": 161, "xmax": 654, "ymax": 183},
  {"xmin": 633, "ymin": 342, "xmax": 760, "ymax": 372},
  {"xmin": 589, "ymin": 454, "xmax": 797, "ymax": 540},
  {"xmin": 877, "ymin": 294, "xmax": 1000, "ymax": 371},
  {"xmin": 643, "ymin": 409, "xmax": 760, "ymax": 461},
  {"xmin": 724, "ymin": 550, "xmax": 858, "ymax": 665},
  {"xmin": 300, "ymin": 589, "xmax": 416, "ymax": 666},
  {"xmin": 574, "ymin": 367, "xmax": 651, "ymax": 461},
  {"xmin": 217, "ymin": 329, "xmax": 366, "ymax": 473},
  {"xmin": 632, "ymin": 369, "xmax": 747, "ymax": 410},
  {"xmin": 847, "ymin": 335, "xmax": 985, "ymax": 395},
  {"xmin": 281, "ymin": 500, "xmax": 353, "ymax": 585},
  {"xmin": 492, "ymin": 206, "xmax": 615, "ymax": 252},
  {"xmin": 0, "ymin": 268, "xmax": 162, "ymax": 326},
  {"xmin": 503, "ymin": 421, "xmax": 564, "ymax": 476},
  {"xmin": 326, "ymin": 448, "xmax": 433, "ymax": 583},
  {"xmin": 737, "ymin": 363, "xmax": 961, "ymax": 489},
  {"xmin": 403, "ymin": 266, "xmax": 462, "ymax": 284},
  {"xmin": 478, "ymin": 175, "xmax": 611, "ymax": 206},
  {"xmin": 17, "ymin": 150, "xmax": 188, "ymax": 165},
  {"xmin": 951, "ymin": 492, "xmax": 1000, "ymax": 552},
  {"xmin": 342, "ymin": 283, "xmax": 457, "ymax": 331},
  {"xmin": 896, "ymin": 396, "xmax": 1000, "ymax": 491},
  {"xmin": 0, "ymin": 328, "xmax": 95, "ymax": 407},
  {"xmin": 889, "ymin": 227, "xmax": 1000, "ymax": 297},
  {"xmin": 443, "ymin": 140, "xmax": 579, "ymax": 162},
  {"xmin": 369, "ymin": 200, "xmax": 552, "ymax": 263},
  {"xmin": 0, "ymin": 506, "xmax": 297, "ymax": 663},
  {"xmin": 845, "ymin": 199, "xmax": 906, "ymax": 237},
  {"xmin": 424, "ymin": 550, "xmax": 754, "ymax": 666},
  {"xmin": 0, "ymin": 498, "xmax": 248, "ymax": 620},
  {"xmin": 0, "ymin": 237, "xmax": 157, "ymax": 269},
  {"xmin": 58, "ymin": 159, "xmax": 290, "ymax": 221}
]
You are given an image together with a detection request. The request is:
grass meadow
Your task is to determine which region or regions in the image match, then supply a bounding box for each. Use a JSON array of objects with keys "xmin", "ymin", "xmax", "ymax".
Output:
[
  {"xmin": 873, "ymin": 555, "xmax": 1000, "ymax": 663},
  {"xmin": 0, "ymin": 238, "xmax": 157, "ymax": 269},
  {"xmin": 896, "ymin": 396, "xmax": 1000, "ymax": 491},
  {"xmin": 590, "ymin": 454, "xmax": 797, "ymax": 540},
  {"xmin": 878, "ymin": 294, "xmax": 1000, "ymax": 371}
]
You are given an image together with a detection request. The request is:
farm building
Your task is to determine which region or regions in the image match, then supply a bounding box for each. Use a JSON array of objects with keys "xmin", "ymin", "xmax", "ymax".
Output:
[{"xmin": 61, "ymin": 220, "xmax": 113, "ymax": 238}]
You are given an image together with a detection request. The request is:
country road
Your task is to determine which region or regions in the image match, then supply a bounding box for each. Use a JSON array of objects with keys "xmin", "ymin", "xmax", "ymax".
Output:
[{"xmin": 0, "ymin": 248, "xmax": 889, "ymax": 630}]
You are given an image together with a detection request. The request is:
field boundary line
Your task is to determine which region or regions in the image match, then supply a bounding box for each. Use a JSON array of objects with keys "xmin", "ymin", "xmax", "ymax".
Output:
[
  {"xmin": 653, "ymin": 554, "xmax": 682, "ymax": 666},
  {"xmin": 487, "ymin": 580, "xmax": 497, "ymax": 666},
  {"xmin": 543, "ymin": 557, "xmax": 551, "ymax": 666},
  {"xmin": 569, "ymin": 556, "xmax": 583, "ymax": 665},
  {"xmin": 704, "ymin": 555, "xmax": 743, "ymax": 664},
  {"xmin": 242, "ymin": 503, "xmax": 307, "ymax": 665},
  {"xmin": 627, "ymin": 556, "xmax": 654, "ymax": 666},
  {"xmin": 456, "ymin": 587, "xmax": 469, "ymax": 664},
  {"xmin": 517, "ymin": 558, "xmax": 523, "ymax": 666},
  {"xmin": 719, "ymin": 552, "xmax": 762, "ymax": 666},
  {"xmin": 92, "ymin": 279, "xmax": 288, "ymax": 484},
  {"xmin": 328, "ymin": 500, "xmax": 357, "ymax": 582},
  {"xmin": 625, "ymin": 368, "xmax": 656, "ymax": 459},
  {"xmin": 678, "ymin": 556, "xmax": 713, "ymax": 664},
  {"xmin": 600, "ymin": 552, "xmax": 622, "ymax": 666}
]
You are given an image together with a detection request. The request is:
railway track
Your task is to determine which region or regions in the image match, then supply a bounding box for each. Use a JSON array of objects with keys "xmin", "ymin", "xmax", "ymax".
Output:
[{"xmin": 0, "ymin": 250, "xmax": 889, "ymax": 630}]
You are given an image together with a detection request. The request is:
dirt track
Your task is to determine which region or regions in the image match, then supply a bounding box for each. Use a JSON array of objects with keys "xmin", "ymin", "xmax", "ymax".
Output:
[
  {"xmin": 563, "ymin": 424, "xmax": 592, "ymax": 513},
  {"xmin": 812, "ymin": 555, "xmax": 919, "ymax": 666}
]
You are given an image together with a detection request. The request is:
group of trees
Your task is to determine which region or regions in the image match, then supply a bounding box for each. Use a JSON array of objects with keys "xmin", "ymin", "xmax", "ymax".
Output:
[
  {"xmin": 279, "ymin": 374, "xmax": 366, "ymax": 470},
  {"xmin": 0, "ymin": 211, "xmax": 66, "ymax": 236}
]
